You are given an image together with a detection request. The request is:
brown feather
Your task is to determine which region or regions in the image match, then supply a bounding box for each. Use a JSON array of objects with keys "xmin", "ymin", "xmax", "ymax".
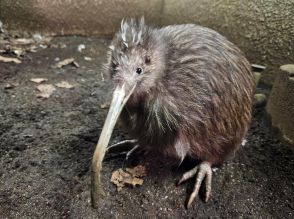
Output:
[{"xmin": 105, "ymin": 19, "xmax": 254, "ymax": 166}]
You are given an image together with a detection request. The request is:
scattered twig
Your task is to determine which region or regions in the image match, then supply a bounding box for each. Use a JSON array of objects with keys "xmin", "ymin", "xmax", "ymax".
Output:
[
  {"xmin": 251, "ymin": 64, "xmax": 266, "ymax": 71},
  {"xmin": 0, "ymin": 55, "xmax": 21, "ymax": 64}
]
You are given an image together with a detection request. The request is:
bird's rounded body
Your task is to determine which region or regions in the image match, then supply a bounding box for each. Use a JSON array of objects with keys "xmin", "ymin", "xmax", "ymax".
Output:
[
  {"xmin": 93, "ymin": 19, "xmax": 255, "ymax": 207},
  {"xmin": 111, "ymin": 23, "xmax": 254, "ymax": 166}
]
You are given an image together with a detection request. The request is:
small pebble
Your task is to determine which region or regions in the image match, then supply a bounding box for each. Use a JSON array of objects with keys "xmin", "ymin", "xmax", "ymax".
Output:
[
  {"xmin": 77, "ymin": 44, "xmax": 86, "ymax": 52},
  {"xmin": 84, "ymin": 56, "xmax": 92, "ymax": 61},
  {"xmin": 253, "ymin": 72, "xmax": 261, "ymax": 86},
  {"xmin": 33, "ymin": 34, "xmax": 43, "ymax": 42},
  {"xmin": 241, "ymin": 139, "xmax": 247, "ymax": 146},
  {"xmin": 39, "ymin": 44, "xmax": 47, "ymax": 49},
  {"xmin": 254, "ymin": 93, "xmax": 267, "ymax": 107}
]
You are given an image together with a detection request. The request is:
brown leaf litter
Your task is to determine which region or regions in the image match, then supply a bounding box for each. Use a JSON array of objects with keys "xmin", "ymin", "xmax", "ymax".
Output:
[
  {"xmin": 54, "ymin": 58, "xmax": 79, "ymax": 68},
  {"xmin": 1, "ymin": 35, "xmax": 52, "ymax": 57},
  {"xmin": 36, "ymin": 84, "xmax": 56, "ymax": 98},
  {"xmin": 111, "ymin": 165, "xmax": 147, "ymax": 191},
  {"xmin": 0, "ymin": 55, "xmax": 21, "ymax": 64},
  {"xmin": 55, "ymin": 81, "xmax": 74, "ymax": 89}
]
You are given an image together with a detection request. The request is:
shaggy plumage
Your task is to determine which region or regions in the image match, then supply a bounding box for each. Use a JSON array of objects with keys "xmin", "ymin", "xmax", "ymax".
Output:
[
  {"xmin": 105, "ymin": 18, "xmax": 253, "ymax": 164},
  {"xmin": 103, "ymin": 18, "xmax": 254, "ymax": 207}
]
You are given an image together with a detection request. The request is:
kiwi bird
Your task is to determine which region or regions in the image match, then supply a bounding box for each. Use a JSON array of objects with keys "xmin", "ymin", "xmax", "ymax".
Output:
[{"xmin": 92, "ymin": 18, "xmax": 254, "ymax": 208}]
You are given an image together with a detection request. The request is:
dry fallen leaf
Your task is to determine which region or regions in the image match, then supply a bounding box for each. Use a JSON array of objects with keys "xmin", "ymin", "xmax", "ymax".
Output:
[
  {"xmin": 30, "ymin": 78, "xmax": 48, "ymax": 83},
  {"xmin": 11, "ymin": 38, "xmax": 34, "ymax": 45},
  {"xmin": 0, "ymin": 55, "xmax": 21, "ymax": 64},
  {"xmin": 28, "ymin": 45, "xmax": 38, "ymax": 53},
  {"xmin": 110, "ymin": 165, "xmax": 146, "ymax": 191},
  {"xmin": 36, "ymin": 84, "xmax": 56, "ymax": 98},
  {"xmin": 54, "ymin": 58, "xmax": 75, "ymax": 68},
  {"xmin": 11, "ymin": 47, "xmax": 24, "ymax": 57},
  {"xmin": 77, "ymin": 44, "xmax": 85, "ymax": 52},
  {"xmin": 110, "ymin": 169, "xmax": 127, "ymax": 191},
  {"xmin": 126, "ymin": 165, "xmax": 146, "ymax": 178},
  {"xmin": 124, "ymin": 177, "xmax": 144, "ymax": 187},
  {"xmin": 55, "ymin": 81, "xmax": 74, "ymax": 89}
]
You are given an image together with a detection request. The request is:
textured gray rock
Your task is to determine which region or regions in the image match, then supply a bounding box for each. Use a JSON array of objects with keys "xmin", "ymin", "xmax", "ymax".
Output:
[
  {"xmin": 0, "ymin": 0, "xmax": 293, "ymax": 84},
  {"xmin": 266, "ymin": 65, "xmax": 294, "ymax": 147},
  {"xmin": 0, "ymin": 35, "xmax": 293, "ymax": 219},
  {"xmin": 0, "ymin": 0, "xmax": 163, "ymax": 36}
]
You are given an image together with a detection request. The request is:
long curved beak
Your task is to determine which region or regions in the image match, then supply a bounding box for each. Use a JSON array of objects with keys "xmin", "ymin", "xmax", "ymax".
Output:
[
  {"xmin": 91, "ymin": 83, "xmax": 136, "ymax": 208},
  {"xmin": 97, "ymin": 84, "xmax": 136, "ymax": 150}
]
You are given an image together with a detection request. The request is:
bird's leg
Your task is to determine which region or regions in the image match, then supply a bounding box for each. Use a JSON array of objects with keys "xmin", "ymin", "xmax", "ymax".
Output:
[
  {"xmin": 106, "ymin": 139, "xmax": 138, "ymax": 154},
  {"xmin": 177, "ymin": 161, "xmax": 212, "ymax": 208}
]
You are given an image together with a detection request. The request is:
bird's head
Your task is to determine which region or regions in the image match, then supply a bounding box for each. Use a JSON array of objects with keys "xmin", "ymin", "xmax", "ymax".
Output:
[
  {"xmin": 97, "ymin": 18, "xmax": 165, "ymax": 151},
  {"xmin": 105, "ymin": 17, "xmax": 165, "ymax": 103}
]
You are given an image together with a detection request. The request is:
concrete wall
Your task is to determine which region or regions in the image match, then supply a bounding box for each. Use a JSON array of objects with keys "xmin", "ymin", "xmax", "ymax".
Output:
[{"xmin": 1, "ymin": 0, "xmax": 294, "ymax": 84}]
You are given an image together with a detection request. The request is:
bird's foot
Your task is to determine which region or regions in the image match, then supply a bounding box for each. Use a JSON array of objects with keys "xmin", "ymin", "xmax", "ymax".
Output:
[
  {"xmin": 177, "ymin": 161, "xmax": 212, "ymax": 208},
  {"xmin": 106, "ymin": 139, "xmax": 142, "ymax": 160}
]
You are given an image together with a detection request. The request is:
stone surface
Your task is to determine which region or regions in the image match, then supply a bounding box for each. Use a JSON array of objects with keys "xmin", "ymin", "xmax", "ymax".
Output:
[
  {"xmin": 0, "ymin": 0, "xmax": 163, "ymax": 36},
  {"xmin": 0, "ymin": 35, "xmax": 293, "ymax": 219},
  {"xmin": 0, "ymin": 1, "xmax": 294, "ymax": 84},
  {"xmin": 161, "ymin": 0, "xmax": 294, "ymax": 84},
  {"xmin": 267, "ymin": 65, "xmax": 294, "ymax": 146}
]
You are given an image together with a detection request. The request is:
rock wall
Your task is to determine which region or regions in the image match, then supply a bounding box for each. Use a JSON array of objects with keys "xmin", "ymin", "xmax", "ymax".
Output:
[
  {"xmin": 266, "ymin": 65, "xmax": 294, "ymax": 147},
  {"xmin": 1, "ymin": 0, "xmax": 294, "ymax": 84}
]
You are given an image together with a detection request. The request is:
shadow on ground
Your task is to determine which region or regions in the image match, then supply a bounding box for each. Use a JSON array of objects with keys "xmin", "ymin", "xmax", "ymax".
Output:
[{"xmin": 0, "ymin": 36, "xmax": 293, "ymax": 218}]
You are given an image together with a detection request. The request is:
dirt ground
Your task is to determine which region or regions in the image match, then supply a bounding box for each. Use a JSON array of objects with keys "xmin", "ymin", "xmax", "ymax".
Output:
[{"xmin": 0, "ymin": 36, "xmax": 293, "ymax": 219}]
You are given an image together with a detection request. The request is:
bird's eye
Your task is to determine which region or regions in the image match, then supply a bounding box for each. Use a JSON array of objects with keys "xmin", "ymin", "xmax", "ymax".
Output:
[{"xmin": 136, "ymin": 67, "xmax": 143, "ymax": 74}]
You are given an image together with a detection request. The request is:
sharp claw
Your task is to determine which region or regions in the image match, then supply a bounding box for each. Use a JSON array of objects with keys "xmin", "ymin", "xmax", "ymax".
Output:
[
  {"xmin": 204, "ymin": 167, "xmax": 212, "ymax": 202},
  {"xmin": 187, "ymin": 196, "xmax": 194, "ymax": 209},
  {"xmin": 204, "ymin": 193, "xmax": 210, "ymax": 203},
  {"xmin": 187, "ymin": 167, "xmax": 206, "ymax": 208},
  {"xmin": 179, "ymin": 162, "xmax": 212, "ymax": 208},
  {"xmin": 177, "ymin": 166, "xmax": 199, "ymax": 186},
  {"xmin": 125, "ymin": 144, "xmax": 140, "ymax": 160}
]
